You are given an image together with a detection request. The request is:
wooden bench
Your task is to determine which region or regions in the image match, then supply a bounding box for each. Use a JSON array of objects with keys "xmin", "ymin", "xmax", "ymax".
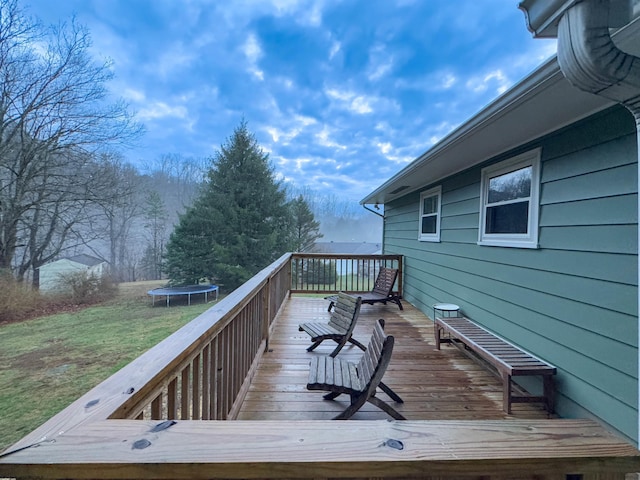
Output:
[
  {"xmin": 307, "ymin": 318, "xmax": 405, "ymax": 420},
  {"xmin": 326, "ymin": 267, "xmax": 403, "ymax": 312},
  {"xmin": 299, "ymin": 293, "xmax": 365, "ymax": 357},
  {"xmin": 435, "ymin": 316, "xmax": 556, "ymax": 414}
]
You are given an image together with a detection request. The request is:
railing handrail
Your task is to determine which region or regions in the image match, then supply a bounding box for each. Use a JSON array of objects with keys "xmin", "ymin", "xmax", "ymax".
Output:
[
  {"xmin": 291, "ymin": 253, "xmax": 402, "ymax": 260},
  {"xmin": 290, "ymin": 253, "xmax": 403, "ymax": 297}
]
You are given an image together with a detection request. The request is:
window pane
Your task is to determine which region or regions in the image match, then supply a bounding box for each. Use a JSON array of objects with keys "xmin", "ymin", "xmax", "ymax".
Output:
[
  {"xmin": 422, "ymin": 215, "xmax": 437, "ymax": 234},
  {"xmin": 488, "ymin": 166, "xmax": 531, "ymax": 204},
  {"xmin": 423, "ymin": 195, "xmax": 438, "ymax": 214},
  {"xmin": 485, "ymin": 201, "xmax": 529, "ymax": 234}
]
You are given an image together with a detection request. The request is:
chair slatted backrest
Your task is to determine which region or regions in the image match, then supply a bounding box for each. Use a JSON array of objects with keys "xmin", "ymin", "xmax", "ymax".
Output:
[
  {"xmin": 371, "ymin": 267, "xmax": 398, "ymax": 297},
  {"xmin": 356, "ymin": 319, "xmax": 393, "ymax": 393},
  {"xmin": 327, "ymin": 292, "xmax": 361, "ymax": 332}
]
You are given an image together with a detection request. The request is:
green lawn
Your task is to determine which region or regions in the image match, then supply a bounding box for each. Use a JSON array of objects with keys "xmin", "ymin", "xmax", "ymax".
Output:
[{"xmin": 0, "ymin": 281, "xmax": 215, "ymax": 453}]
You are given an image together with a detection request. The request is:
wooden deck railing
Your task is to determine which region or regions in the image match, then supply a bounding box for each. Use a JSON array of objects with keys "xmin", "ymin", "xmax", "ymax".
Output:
[
  {"xmin": 109, "ymin": 253, "xmax": 292, "ymax": 421},
  {"xmin": 2, "ymin": 252, "xmax": 640, "ymax": 480},
  {"xmin": 290, "ymin": 253, "xmax": 402, "ymax": 295}
]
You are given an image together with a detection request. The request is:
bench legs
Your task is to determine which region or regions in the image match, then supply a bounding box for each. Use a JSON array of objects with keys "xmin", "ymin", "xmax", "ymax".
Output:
[
  {"xmin": 502, "ymin": 372, "xmax": 512, "ymax": 414},
  {"xmin": 502, "ymin": 373, "xmax": 556, "ymax": 415},
  {"xmin": 434, "ymin": 323, "xmax": 452, "ymax": 350},
  {"xmin": 543, "ymin": 375, "xmax": 555, "ymax": 414}
]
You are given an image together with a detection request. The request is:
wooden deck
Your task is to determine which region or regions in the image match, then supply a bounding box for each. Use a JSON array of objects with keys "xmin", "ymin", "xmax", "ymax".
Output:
[{"xmin": 238, "ymin": 296, "xmax": 550, "ymax": 421}]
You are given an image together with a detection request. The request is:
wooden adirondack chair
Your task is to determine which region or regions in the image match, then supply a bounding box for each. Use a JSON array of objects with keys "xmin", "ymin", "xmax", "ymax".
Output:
[
  {"xmin": 306, "ymin": 318, "xmax": 405, "ymax": 420},
  {"xmin": 298, "ymin": 292, "xmax": 365, "ymax": 357},
  {"xmin": 326, "ymin": 267, "xmax": 402, "ymax": 311}
]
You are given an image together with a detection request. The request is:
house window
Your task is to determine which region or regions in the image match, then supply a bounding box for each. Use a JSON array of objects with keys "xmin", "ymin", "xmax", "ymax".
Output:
[
  {"xmin": 478, "ymin": 149, "xmax": 540, "ymax": 248},
  {"xmin": 419, "ymin": 186, "xmax": 441, "ymax": 242}
]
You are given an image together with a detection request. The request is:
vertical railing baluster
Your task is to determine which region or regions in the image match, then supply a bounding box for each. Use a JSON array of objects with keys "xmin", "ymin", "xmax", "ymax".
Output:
[
  {"xmin": 210, "ymin": 336, "xmax": 218, "ymax": 419},
  {"xmin": 202, "ymin": 344, "xmax": 210, "ymax": 420},
  {"xmin": 181, "ymin": 364, "xmax": 190, "ymax": 420},
  {"xmin": 151, "ymin": 393, "xmax": 162, "ymax": 420},
  {"xmin": 192, "ymin": 353, "xmax": 201, "ymax": 419},
  {"xmin": 167, "ymin": 378, "xmax": 177, "ymax": 420},
  {"xmin": 221, "ymin": 327, "xmax": 230, "ymax": 419}
]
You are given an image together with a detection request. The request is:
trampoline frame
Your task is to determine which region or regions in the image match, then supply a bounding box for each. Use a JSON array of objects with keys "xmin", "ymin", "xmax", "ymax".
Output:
[{"xmin": 147, "ymin": 284, "xmax": 219, "ymax": 307}]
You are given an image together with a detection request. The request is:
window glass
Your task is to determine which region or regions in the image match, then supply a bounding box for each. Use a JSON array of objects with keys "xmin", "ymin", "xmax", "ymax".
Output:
[
  {"xmin": 422, "ymin": 215, "xmax": 437, "ymax": 234},
  {"xmin": 478, "ymin": 149, "xmax": 540, "ymax": 248},
  {"xmin": 419, "ymin": 186, "xmax": 441, "ymax": 242},
  {"xmin": 423, "ymin": 195, "xmax": 438, "ymax": 215},
  {"xmin": 485, "ymin": 201, "xmax": 529, "ymax": 234},
  {"xmin": 487, "ymin": 166, "xmax": 531, "ymax": 203}
]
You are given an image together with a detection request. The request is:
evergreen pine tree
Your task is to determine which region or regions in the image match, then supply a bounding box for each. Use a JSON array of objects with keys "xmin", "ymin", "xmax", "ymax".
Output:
[
  {"xmin": 164, "ymin": 121, "xmax": 290, "ymax": 290},
  {"xmin": 289, "ymin": 194, "xmax": 323, "ymax": 252}
]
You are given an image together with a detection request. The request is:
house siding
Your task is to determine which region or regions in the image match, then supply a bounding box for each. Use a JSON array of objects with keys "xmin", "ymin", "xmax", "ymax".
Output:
[
  {"xmin": 39, "ymin": 258, "xmax": 106, "ymax": 293},
  {"xmin": 384, "ymin": 106, "xmax": 638, "ymax": 442}
]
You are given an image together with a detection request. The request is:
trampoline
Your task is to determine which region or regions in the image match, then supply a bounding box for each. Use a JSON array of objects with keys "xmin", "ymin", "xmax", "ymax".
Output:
[{"xmin": 148, "ymin": 284, "xmax": 219, "ymax": 307}]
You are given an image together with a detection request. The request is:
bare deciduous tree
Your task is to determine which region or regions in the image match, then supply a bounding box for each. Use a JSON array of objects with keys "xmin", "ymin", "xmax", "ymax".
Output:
[{"xmin": 0, "ymin": 0, "xmax": 141, "ymax": 282}]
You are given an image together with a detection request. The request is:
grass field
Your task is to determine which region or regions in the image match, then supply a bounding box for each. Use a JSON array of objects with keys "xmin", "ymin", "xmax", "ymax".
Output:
[{"xmin": 0, "ymin": 280, "xmax": 216, "ymax": 453}]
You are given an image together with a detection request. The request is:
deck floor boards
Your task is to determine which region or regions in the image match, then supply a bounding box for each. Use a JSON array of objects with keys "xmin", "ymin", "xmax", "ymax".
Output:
[{"xmin": 236, "ymin": 296, "xmax": 550, "ymax": 421}]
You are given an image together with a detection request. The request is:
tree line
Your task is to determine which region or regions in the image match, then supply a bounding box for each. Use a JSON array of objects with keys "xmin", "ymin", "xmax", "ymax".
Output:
[{"xmin": 0, "ymin": 0, "xmax": 381, "ymax": 293}]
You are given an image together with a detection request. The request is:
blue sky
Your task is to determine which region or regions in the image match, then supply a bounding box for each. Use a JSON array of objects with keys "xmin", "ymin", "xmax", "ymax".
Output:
[{"xmin": 25, "ymin": 0, "xmax": 556, "ymax": 203}]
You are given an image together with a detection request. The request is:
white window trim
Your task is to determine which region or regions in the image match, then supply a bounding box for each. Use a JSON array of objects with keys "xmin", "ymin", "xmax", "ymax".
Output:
[
  {"xmin": 477, "ymin": 148, "xmax": 541, "ymax": 249},
  {"xmin": 419, "ymin": 186, "xmax": 442, "ymax": 242}
]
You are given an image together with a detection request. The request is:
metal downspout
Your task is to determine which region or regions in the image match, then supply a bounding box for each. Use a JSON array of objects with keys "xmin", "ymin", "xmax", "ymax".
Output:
[{"xmin": 556, "ymin": 0, "xmax": 640, "ymax": 446}]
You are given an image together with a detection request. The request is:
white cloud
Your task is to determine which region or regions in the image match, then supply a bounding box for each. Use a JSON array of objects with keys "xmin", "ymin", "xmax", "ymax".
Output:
[
  {"xmin": 315, "ymin": 125, "xmax": 347, "ymax": 149},
  {"xmin": 123, "ymin": 88, "xmax": 145, "ymax": 102},
  {"xmin": 156, "ymin": 43, "xmax": 196, "ymax": 77},
  {"xmin": 367, "ymin": 44, "xmax": 394, "ymax": 82},
  {"xmin": 329, "ymin": 41, "xmax": 341, "ymax": 60},
  {"xmin": 325, "ymin": 88, "xmax": 380, "ymax": 115},
  {"xmin": 265, "ymin": 114, "xmax": 318, "ymax": 144},
  {"xmin": 213, "ymin": 0, "xmax": 325, "ymax": 30},
  {"xmin": 440, "ymin": 73, "xmax": 457, "ymax": 89},
  {"xmin": 377, "ymin": 142, "xmax": 392, "ymax": 155},
  {"xmin": 136, "ymin": 102, "xmax": 188, "ymax": 121},
  {"xmin": 395, "ymin": 70, "xmax": 457, "ymax": 91},
  {"xmin": 351, "ymin": 96, "xmax": 373, "ymax": 114},
  {"xmin": 368, "ymin": 61, "xmax": 393, "ymax": 82},
  {"xmin": 243, "ymin": 33, "xmax": 264, "ymax": 80},
  {"xmin": 375, "ymin": 141, "xmax": 413, "ymax": 164},
  {"xmin": 295, "ymin": 114, "xmax": 318, "ymax": 126},
  {"xmin": 466, "ymin": 69, "xmax": 511, "ymax": 95},
  {"xmin": 243, "ymin": 33, "xmax": 262, "ymax": 63},
  {"xmin": 295, "ymin": 157, "xmax": 312, "ymax": 169},
  {"xmin": 325, "ymin": 88, "xmax": 351, "ymax": 102}
]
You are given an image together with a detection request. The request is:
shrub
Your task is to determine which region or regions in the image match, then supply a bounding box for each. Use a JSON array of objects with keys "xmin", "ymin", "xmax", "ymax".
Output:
[
  {"xmin": 0, "ymin": 270, "xmax": 44, "ymax": 323},
  {"xmin": 57, "ymin": 271, "xmax": 118, "ymax": 304},
  {"xmin": 302, "ymin": 259, "xmax": 337, "ymax": 285}
]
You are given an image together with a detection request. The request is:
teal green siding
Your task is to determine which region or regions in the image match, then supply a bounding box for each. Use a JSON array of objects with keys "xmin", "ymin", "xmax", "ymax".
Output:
[{"xmin": 384, "ymin": 106, "xmax": 638, "ymax": 442}]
